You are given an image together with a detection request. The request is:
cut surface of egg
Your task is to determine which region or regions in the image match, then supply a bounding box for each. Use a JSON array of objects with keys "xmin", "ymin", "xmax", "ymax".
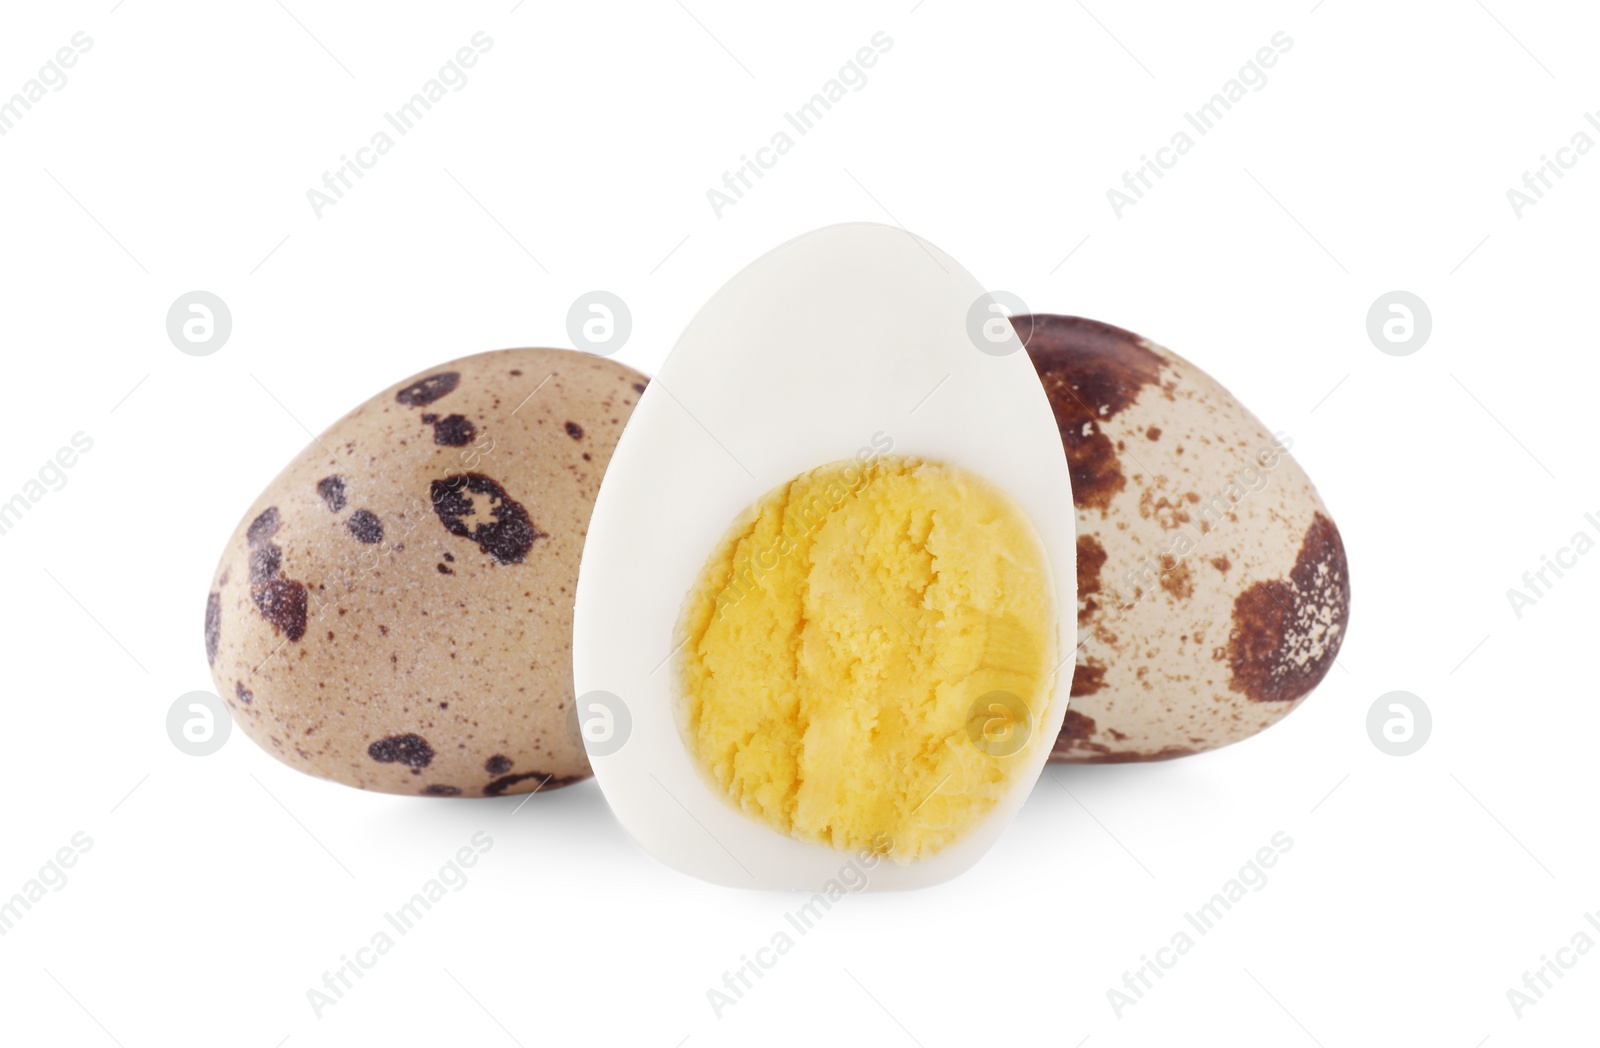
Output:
[{"xmin": 572, "ymin": 223, "xmax": 1077, "ymax": 890}]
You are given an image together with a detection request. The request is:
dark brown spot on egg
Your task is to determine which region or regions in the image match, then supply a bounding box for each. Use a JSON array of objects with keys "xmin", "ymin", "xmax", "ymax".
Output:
[
  {"xmin": 1076, "ymin": 534, "xmax": 1106, "ymax": 626},
  {"xmin": 1212, "ymin": 556, "xmax": 1231, "ymax": 573},
  {"xmin": 1158, "ymin": 555, "xmax": 1194, "ymax": 601},
  {"xmin": 317, "ymin": 476, "xmax": 347, "ymax": 512},
  {"xmin": 204, "ymin": 593, "xmax": 221, "ymax": 664},
  {"xmin": 1014, "ymin": 315, "xmax": 1166, "ymax": 515},
  {"xmin": 1070, "ymin": 659, "xmax": 1107, "ymax": 697},
  {"xmin": 1146, "ymin": 426, "xmax": 1162, "ymax": 441},
  {"xmin": 420, "ymin": 784, "xmax": 461, "ymax": 797},
  {"xmin": 436, "ymin": 563, "xmax": 453, "ymax": 575},
  {"xmin": 251, "ymin": 577, "xmax": 308, "ymax": 641},
  {"xmin": 1052, "ymin": 708, "xmax": 1113, "ymax": 759},
  {"xmin": 235, "ymin": 681, "xmax": 253, "ymax": 704},
  {"xmin": 632, "ymin": 382, "xmax": 647, "ymax": 393},
  {"xmin": 484, "ymin": 771, "xmax": 580, "ymax": 796},
  {"xmin": 368, "ymin": 734, "xmax": 434, "ymax": 770},
  {"xmin": 248, "ymin": 543, "xmax": 281, "ymax": 583},
  {"xmin": 246, "ymin": 507, "xmax": 281, "ymax": 546},
  {"xmin": 565, "ymin": 421, "xmax": 584, "ymax": 440},
  {"xmin": 430, "ymin": 473, "xmax": 545, "ymax": 565},
  {"xmin": 347, "ymin": 509, "xmax": 384, "ymax": 544},
  {"xmin": 396, "ymin": 371, "xmax": 461, "ymax": 407},
  {"xmin": 1226, "ymin": 512, "xmax": 1349, "ymax": 703},
  {"xmin": 432, "ymin": 414, "xmax": 477, "ymax": 447},
  {"xmin": 243, "ymin": 505, "xmax": 309, "ymax": 643},
  {"xmin": 485, "ymin": 754, "xmax": 512, "ymax": 774},
  {"xmin": 1059, "ymin": 708, "xmax": 1097, "ymax": 742}
]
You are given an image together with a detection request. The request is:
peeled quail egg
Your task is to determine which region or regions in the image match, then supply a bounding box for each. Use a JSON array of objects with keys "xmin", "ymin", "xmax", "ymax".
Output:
[{"xmin": 571, "ymin": 224, "xmax": 1077, "ymax": 890}]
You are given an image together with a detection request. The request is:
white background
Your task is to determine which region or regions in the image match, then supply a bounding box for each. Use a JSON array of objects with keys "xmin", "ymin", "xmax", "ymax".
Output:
[{"xmin": 1, "ymin": 0, "xmax": 1595, "ymax": 1044}]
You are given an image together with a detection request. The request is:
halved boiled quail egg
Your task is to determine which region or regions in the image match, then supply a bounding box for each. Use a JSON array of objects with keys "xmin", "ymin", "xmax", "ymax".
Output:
[{"xmin": 572, "ymin": 224, "xmax": 1077, "ymax": 890}]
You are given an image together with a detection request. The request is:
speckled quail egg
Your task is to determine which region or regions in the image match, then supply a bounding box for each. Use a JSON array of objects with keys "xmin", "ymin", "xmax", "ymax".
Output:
[
  {"xmin": 204, "ymin": 348, "xmax": 648, "ymax": 796},
  {"xmin": 1013, "ymin": 315, "xmax": 1349, "ymax": 763}
]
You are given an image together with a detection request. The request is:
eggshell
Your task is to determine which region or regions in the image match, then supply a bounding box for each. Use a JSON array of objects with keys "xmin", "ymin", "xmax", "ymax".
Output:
[
  {"xmin": 204, "ymin": 348, "xmax": 648, "ymax": 796},
  {"xmin": 572, "ymin": 223, "xmax": 1077, "ymax": 890},
  {"xmin": 1014, "ymin": 315, "xmax": 1350, "ymax": 762}
]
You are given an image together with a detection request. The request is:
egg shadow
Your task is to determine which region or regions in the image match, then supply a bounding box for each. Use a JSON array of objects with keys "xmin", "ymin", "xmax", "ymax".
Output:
[
  {"xmin": 1027, "ymin": 747, "xmax": 1232, "ymax": 805},
  {"xmin": 371, "ymin": 776, "xmax": 638, "ymax": 853}
]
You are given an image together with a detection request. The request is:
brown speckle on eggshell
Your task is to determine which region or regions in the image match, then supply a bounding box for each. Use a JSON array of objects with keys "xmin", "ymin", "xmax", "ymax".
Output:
[{"xmin": 316, "ymin": 476, "xmax": 347, "ymax": 512}]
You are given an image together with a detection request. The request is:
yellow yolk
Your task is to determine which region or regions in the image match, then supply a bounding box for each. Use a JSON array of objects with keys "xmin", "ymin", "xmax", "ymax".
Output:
[{"xmin": 676, "ymin": 455, "xmax": 1056, "ymax": 862}]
